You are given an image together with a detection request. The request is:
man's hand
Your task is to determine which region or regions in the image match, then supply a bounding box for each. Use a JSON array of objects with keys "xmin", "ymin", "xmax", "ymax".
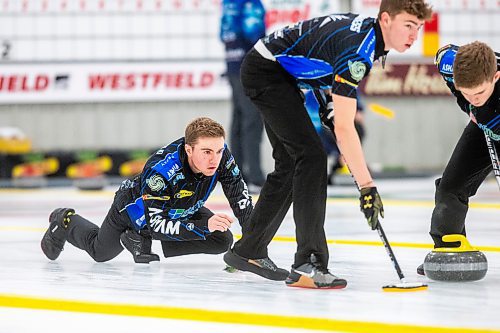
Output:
[
  {"xmin": 359, "ymin": 187, "xmax": 384, "ymax": 230},
  {"xmin": 208, "ymin": 213, "xmax": 233, "ymax": 232}
]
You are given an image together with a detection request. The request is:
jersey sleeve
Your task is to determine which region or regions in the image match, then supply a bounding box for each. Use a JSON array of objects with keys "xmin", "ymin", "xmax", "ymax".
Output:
[
  {"xmin": 435, "ymin": 44, "xmax": 470, "ymax": 114},
  {"xmin": 217, "ymin": 148, "xmax": 253, "ymax": 228},
  {"xmin": 330, "ymin": 53, "xmax": 371, "ymax": 99}
]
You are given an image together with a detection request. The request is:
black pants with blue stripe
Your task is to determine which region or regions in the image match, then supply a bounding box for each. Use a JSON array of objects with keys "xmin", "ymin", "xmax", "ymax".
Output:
[{"xmin": 430, "ymin": 121, "xmax": 499, "ymax": 247}]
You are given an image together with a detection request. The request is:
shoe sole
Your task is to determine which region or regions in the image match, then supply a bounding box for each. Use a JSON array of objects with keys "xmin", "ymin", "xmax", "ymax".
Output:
[
  {"xmin": 119, "ymin": 236, "xmax": 160, "ymax": 264},
  {"xmin": 223, "ymin": 251, "xmax": 288, "ymax": 281},
  {"xmin": 286, "ymin": 276, "xmax": 347, "ymax": 289},
  {"xmin": 40, "ymin": 231, "xmax": 62, "ymax": 260}
]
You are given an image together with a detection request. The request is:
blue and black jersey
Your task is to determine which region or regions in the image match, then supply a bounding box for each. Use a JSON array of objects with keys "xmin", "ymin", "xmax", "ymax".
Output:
[
  {"xmin": 435, "ymin": 44, "xmax": 500, "ymax": 141},
  {"xmin": 220, "ymin": 0, "xmax": 266, "ymax": 74},
  {"xmin": 260, "ymin": 13, "xmax": 387, "ymax": 98},
  {"xmin": 121, "ymin": 138, "xmax": 253, "ymax": 241}
]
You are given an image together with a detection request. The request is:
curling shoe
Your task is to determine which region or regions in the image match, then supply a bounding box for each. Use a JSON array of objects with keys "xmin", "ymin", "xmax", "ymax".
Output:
[
  {"xmin": 223, "ymin": 248, "xmax": 289, "ymax": 281},
  {"xmin": 120, "ymin": 229, "xmax": 160, "ymax": 264},
  {"xmin": 286, "ymin": 254, "xmax": 347, "ymax": 289},
  {"xmin": 41, "ymin": 208, "xmax": 75, "ymax": 260}
]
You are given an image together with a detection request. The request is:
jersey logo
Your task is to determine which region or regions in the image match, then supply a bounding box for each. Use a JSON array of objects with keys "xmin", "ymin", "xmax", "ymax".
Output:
[
  {"xmin": 348, "ymin": 60, "xmax": 366, "ymax": 82},
  {"xmin": 320, "ymin": 15, "xmax": 349, "ymax": 28},
  {"xmin": 142, "ymin": 194, "xmax": 170, "ymax": 201},
  {"xmin": 334, "ymin": 74, "xmax": 358, "ymax": 87},
  {"xmin": 437, "ymin": 47, "xmax": 457, "ymax": 75},
  {"xmin": 146, "ymin": 174, "xmax": 165, "ymax": 191},
  {"xmin": 174, "ymin": 190, "xmax": 194, "ymax": 199}
]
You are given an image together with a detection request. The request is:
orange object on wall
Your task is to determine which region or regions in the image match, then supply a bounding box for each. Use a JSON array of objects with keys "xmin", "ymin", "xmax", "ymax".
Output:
[{"xmin": 423, "ymin": 12, "xmax": 439, "ymax": 57}]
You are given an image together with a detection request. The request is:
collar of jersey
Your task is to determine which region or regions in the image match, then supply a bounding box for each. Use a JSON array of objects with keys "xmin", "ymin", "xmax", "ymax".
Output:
[{"xmin": 373, "ymin": 20, "xmax": 389, "ymax": 61}]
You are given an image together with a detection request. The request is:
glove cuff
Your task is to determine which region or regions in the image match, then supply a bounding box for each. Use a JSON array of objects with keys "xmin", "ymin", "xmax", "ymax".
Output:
[{"xmin": 360, "ymin": 186, "xmax": 377, "ymax": 195}]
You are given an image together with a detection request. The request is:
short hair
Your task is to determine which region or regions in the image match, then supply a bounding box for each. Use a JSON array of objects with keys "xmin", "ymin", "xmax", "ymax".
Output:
[
  {"xmin": 185, "ymin": 117, "xmax": 225, "ymax": 146},
  {"xmin": 454, "ymin": 41, "xmax": 497, "ymax": 89},
  {"xmin": 378, "ymin": 0, "xmax": 433, "ymax": 20}
]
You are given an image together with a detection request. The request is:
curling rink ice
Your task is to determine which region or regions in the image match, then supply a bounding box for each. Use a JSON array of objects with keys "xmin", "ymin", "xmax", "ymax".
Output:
[{"xmin": 0, "ymin": 177, "xmax": 499, "ymax": 333}]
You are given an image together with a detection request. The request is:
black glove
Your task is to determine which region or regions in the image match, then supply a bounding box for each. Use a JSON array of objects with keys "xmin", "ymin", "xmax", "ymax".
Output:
[
  {"xmin": 312, "ymin": 90, "xmax": 334, "ymax": 132},
  {"xmin": 359, "ymin": 187, "xmax": 384, "ymax": 230}
]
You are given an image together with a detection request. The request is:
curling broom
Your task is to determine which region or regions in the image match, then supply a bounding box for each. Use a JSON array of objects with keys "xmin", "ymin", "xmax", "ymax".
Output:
[
  {"xmin": 376, "ymin": 222, "xmax": 428, "ymax": 292},
  {"xmin": 485, "ymin": 132, "xmax": 500, "ymax": 189}
]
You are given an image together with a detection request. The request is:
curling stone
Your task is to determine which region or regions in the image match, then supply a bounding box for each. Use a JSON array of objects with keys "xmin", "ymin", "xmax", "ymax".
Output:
[{"xmin": 424, "ymin": 234, "xmax": 487, "ymax": 282}]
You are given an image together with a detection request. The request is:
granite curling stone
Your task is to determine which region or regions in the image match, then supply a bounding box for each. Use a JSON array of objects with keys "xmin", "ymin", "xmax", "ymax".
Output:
[{"xmin": 424, "ymin": 234, "xmax": 487, "ymax": 282}]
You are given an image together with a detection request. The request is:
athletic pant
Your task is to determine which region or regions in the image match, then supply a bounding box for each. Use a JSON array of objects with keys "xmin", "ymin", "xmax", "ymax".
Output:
[
  {"xmin": 233, "ymin": 48, "xmax": 329, "ymax": 268},
  {"xmin": 228, "ymin": 72, "xmax": 266, "ymax": 186},
  {"xmin": 66, "ymin": 189, "xmax": 233, "ymax": 262},
  {"xmin": 430, "ymin": 121, "xmax": 499, "ymax": 247}
]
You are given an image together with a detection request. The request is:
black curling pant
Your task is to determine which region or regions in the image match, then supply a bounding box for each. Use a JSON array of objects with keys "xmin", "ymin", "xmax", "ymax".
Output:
[
  {"xmin": 233, "ymin": 48, "xmax": 329, "ymax": 268},
  {"xmin": 430, "ymin": 121, "xmax": 499, "ymax": 247},
  {"xmin": 66, "ymin": 190, "xmax": 233, "ymax": 262}
]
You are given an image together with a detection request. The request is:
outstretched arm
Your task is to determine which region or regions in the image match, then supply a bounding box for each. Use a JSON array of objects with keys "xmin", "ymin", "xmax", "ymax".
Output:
[{"xmin": 332, "ymin": 93, "xmax": 373, "ymax": 189}]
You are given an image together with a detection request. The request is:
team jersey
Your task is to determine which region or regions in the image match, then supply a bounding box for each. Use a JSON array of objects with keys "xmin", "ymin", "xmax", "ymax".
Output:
[
  {"xmin": 220, "ymin": 0, "xmax": 266, "ymax": 74},
  {"xmin": 121, "ymin": 138, "xmax": 253, "ymax": 241},
  {"xmin": 260, "ymin": 13, "xmax": 387, "ymax": 97},
  {"xmin": 435, "ymin": 44, "xmax": 500, "ymax": 141}
]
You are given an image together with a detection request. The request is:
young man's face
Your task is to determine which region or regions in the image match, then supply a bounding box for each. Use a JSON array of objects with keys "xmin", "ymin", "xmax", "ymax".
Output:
[
  {"xmin": 185, "ymin": 136, "xmax": 225, "ymax": 176},
  {"xmin": 380, "ymin": 11, "xmax": 425, "ymax": 53},
  {"xmin": 456, "ymin": 72, "xmax": 500, "ymax": 107}
]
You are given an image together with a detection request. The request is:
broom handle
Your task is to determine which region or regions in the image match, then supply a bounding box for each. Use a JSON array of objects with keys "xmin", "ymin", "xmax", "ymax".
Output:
[
  {"xmin": 485, "ymin": 133, "xmax": 500, "ymax": 189},
  {"xmin": 376, "ymin": 222, "xmax": 406, "ymax": 282}
]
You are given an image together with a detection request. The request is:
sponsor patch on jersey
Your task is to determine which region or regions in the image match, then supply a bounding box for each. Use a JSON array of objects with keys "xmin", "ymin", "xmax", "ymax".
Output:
[
  {"xmin": 142, "ymin": 194, "xmax": 170, "ymax": 201},
  {"xmin": 335, "ymin": 74, "xmax": 358, "ymax": 87},
  {"xmin": 438, "ymin": 48, "xmax": 457, "ymax": 75},
  {"xmin": 232, "ymin": 164, "xmax": 240, "ymax": 177},
  {"xmin": 168, "ymin": 209, "xmax": 186, "ymax": 219},
  {"xmin": 146, "ymin": 174, "xmax": 165, "ymax": 192},
  {"xmin": 186, "ymin": 223, "xmax": 195, "ymax": 231},
  {"xmin": 225, "ymin": 155, "xmax": 235, "ymax": 169},
  {"xmin": 153, "ymin": 150, "xmax": 181, "ymax": 181},
  {"xmin": 320, "ymin": 14, "xmax": 349, "ymax": 28},
  {"xmin": 174, "ymin": 190, "xmax": 194, "ymax": 199},
  {"xmin": 276, "ymin": 55, "xmax": 333, "ymax": 80},
  {"xmin": 348, "ymin": 60, "xmax": 366, "ymax": 82},
  {"xmin": 171, "ymin": 173, "xmax": 185, "ymax": 185}
]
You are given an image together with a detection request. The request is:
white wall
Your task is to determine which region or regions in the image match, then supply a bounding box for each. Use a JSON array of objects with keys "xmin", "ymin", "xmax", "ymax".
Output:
[{"xmin": 0, "ymin": 96, "xmax": 466, "ymax": 173}]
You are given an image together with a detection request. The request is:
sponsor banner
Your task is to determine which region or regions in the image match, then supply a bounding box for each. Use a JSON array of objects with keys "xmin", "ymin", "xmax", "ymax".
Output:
[
  {"xmin": 0, "ymin": 62, "xmax": 229, "ymax": 104},
  {"xmin": 262, "ymin": 0, "xmax": 338, "ymax": 32},
  {"xmin": 358, "ymin": 63, "xmax": 451, "ymax": 96}
]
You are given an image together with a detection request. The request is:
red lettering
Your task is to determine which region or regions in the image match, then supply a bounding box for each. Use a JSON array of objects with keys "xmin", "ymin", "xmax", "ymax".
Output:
[
  {"xmin": 125, "ymin": 74, "xmax": 135, "ymax": 89},
  {"xmin": 88, "ymin": 74, "xmax": 109, "ymax": 89},
  {"xmin": 152, "ymin": 73, "xmax": 162, "ymax": 88},
  {"xmin": 8, "ymin": 76, "xmax": 17, "ymax": 91},
  {"xmin": 141, "ymin": 73, "xmax": 149, "ymax": 88},
  {"xmin": 265, "ymin": 4, "xmax": 310, "ymax": 28},
  {"xmin": 35, "ymin": 75, "xmax": 49, "ymax": 90},
  {"xmin": 111, "ymin": 74, "xmax": 120, "ymax": 89},
  {"xmin": 175, "ymin": 73, "xmax": 183, "ymax": 87},
  {"xmin": 200, "ymin": 72, "xmax": 213, "ymax": 87},
  {"xmin": 21, "ymin": 76, "xmax": 29, "ymax": 91},
  {"xmin": 187, "ymin": 73, "xmax": 195, "ymax": 87}
]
